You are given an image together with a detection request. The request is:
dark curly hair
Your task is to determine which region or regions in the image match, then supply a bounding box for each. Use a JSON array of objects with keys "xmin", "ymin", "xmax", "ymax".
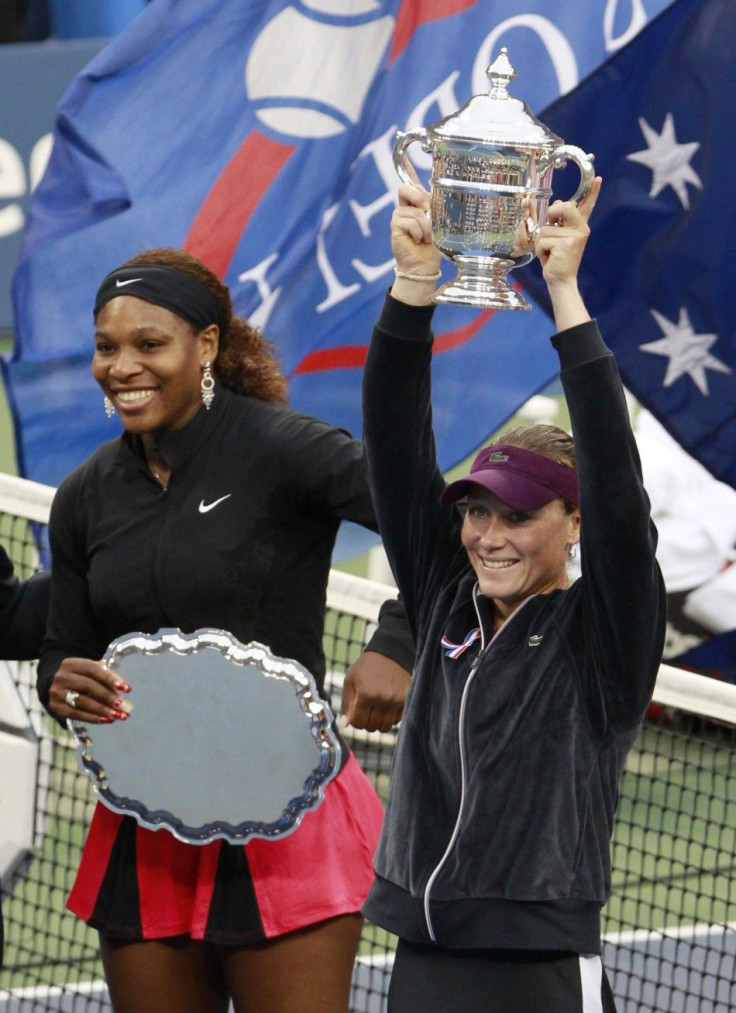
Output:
[{"xmin": 123, "ymin": 248, "xmax": 288, "ymax": 405}]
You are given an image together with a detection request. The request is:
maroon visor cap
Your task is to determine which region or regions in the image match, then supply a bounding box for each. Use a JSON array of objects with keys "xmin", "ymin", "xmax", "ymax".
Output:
[{"xmin": 440, "ymin": 444, "xmax": 579, "ymax": 511}]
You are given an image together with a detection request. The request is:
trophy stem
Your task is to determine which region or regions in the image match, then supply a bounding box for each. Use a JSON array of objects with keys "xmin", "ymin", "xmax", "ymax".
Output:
[{"xmin": 432, "ymin": 256, "xmax": 532, "ymax": 311}]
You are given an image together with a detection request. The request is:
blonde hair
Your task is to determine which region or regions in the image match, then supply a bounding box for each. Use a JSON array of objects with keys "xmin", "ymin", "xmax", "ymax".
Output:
[
  {"xmin": 492, "ymin": 424, "xmax": 577, "ymax": 513},
  {"xmin": 491, "ymin": 423, "xmax": 576, "ymax": 470}
]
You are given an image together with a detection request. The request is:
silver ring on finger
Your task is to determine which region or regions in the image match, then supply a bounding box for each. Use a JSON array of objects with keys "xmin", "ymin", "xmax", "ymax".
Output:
[{"xmin": 65, "ymin": 689, "xmax": 80, "ymax": 708}]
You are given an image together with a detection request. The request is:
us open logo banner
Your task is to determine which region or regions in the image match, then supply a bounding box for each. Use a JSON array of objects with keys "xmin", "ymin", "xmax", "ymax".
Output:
[{"xmin": 7, "ymin": 0, "xmax": 675, "ymax": 510}]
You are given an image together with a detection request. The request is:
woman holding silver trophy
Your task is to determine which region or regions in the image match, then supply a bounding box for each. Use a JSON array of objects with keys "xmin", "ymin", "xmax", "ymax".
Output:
[
  {"xmin": 360, "ymin": 168, "xmax": 666, "ymax": 1011},
  {"xmin": 36, "ymin": 246, "xmax": 413, "ymax": 1012}
]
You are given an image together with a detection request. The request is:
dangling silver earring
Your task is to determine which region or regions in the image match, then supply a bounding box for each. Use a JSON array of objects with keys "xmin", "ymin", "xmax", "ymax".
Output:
[
  {"xmin": 104, "ymin": 396, "xmax": 116, "ymax": 418},
  {"xmin": 201, "ymin": 362, "xmax": 215, "ymax": 410},
  {"xmin": 568, "ymin": 543, "xmax": 578, "ymax": 561}
]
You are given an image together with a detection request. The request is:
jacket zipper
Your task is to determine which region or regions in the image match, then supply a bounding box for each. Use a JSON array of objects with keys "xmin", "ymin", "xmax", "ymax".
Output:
[{"xmin": 421, "ymin": 589, "xmax": 535, "ymax": 942}]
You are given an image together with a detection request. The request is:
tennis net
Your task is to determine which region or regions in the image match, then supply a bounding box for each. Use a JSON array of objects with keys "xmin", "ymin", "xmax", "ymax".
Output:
[{"xmin": 1, "ymin": 472, "xmax": 734, "ymax": 1012}]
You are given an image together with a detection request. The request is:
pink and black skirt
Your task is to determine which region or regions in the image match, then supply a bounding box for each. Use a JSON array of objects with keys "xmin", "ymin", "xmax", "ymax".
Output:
[{"xmin": 67, "ymin": 753, "xmax": 383, "ymax": 945}]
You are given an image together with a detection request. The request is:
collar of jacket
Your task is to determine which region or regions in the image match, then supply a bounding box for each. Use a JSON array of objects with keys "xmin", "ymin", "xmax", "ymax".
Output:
[
  {"xmin": 444, "ymin": 572, "xmax": 493, "ymax": 645},
  {"xmin": 445, "ymin": 572, "xmax": 564, "ymax": 651},
  {"xmin": 116, "ymin": 379, "xmax": 230, "ymax": 473}
]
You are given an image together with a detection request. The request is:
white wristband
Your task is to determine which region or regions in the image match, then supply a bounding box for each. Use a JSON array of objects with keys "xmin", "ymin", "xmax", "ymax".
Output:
[{"xmin": 393, "ymin": 264, "xmax": 441, "ymax": 283}]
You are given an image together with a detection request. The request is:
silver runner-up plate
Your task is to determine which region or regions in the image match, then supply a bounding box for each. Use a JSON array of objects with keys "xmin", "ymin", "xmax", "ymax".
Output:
[{"xmin": 68, "ymin": 629, "xmax": 342, "ymax": 845}]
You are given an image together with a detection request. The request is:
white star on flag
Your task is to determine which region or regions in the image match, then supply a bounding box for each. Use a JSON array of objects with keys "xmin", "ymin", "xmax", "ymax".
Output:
[
  {"xmin": 639, "ymin": 306, "xmax": 731, "ymax": 396},
  {"xmin": 627, "ymin": 112, "xmax": 702, "ymax": 209}
]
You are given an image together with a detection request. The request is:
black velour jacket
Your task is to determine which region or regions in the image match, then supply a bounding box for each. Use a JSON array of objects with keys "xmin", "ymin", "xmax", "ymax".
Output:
[{"xmin": 362, "ymin": 294, "xmax": 666, "ymax": 954}]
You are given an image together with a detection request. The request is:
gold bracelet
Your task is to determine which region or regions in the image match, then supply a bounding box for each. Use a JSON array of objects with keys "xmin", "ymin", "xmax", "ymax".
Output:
[{"xmin": 393, "ymin": 265, "xmax": 441, "ymax": 282}]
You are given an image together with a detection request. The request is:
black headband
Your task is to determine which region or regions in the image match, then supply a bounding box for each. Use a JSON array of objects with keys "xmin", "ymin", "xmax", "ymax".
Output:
[{"xmin": 93, "ymin": 264, "xmax": 228, "ymax": 337}]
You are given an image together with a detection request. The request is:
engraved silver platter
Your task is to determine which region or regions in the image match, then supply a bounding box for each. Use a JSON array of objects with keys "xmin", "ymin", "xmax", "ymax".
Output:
[{"xmin": 68, "ymin": 629, "xmax": 342, "ymax": 845}]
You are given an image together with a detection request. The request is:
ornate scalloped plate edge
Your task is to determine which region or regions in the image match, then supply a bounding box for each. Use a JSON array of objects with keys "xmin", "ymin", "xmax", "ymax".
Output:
[{"xmin": 68, "ymin": 628, "xmax": 342, "ymax": 845}]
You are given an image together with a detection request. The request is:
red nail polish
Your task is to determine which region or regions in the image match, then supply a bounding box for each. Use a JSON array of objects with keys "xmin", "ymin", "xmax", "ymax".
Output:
[{"xmin": 98, "ymin": 716, "xmax": 113, "ymax": 724}]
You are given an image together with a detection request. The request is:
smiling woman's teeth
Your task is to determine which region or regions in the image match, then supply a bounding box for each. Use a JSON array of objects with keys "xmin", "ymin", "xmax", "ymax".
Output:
[
  {"xmin": 116, "ymin": 390, "xmax": 155, "ymax": 403},
  {"xmin": 481, "ymin": 559, "xmax": 515, "ymax": 569}
]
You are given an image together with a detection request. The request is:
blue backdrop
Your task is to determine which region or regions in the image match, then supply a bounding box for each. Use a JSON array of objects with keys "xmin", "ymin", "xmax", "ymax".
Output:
[
  {"xmin": 0, "ymin": 38, "xmax": 104, "ymax": 334},
  {"xmin": 4, "ymin": 0, "xmax": 677, "ymax": 502}
]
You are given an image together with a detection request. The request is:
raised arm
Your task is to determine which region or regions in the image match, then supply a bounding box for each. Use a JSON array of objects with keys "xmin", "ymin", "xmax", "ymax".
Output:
[
  {"xmin": 536, "ymin": 179, "xmax": 664, "ymax": 725},
  {"xmin": 535, "ymin": 178, "xmax": 600, "ymax": 331},
  {"xmin": 362, "ymin": 180, "xmax": 458, "ymax": 634},
  {"xmin": 389, "ymin": 176, "xmax": 442, "ymax": 307}
]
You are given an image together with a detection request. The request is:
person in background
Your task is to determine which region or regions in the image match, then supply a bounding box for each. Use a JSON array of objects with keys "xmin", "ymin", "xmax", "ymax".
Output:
[
  {"xmin": 634, "ymin": 407, "xmax": 736, "ymax": 663},
  {"xmin": 0, "ymin": 543, "xmax": 50, "ymax": 660},
  {"xmin": 360, "ymin": 178, "xmax": 666, "ymax": 1011},
  {"xmin": 36, "ymin": 247, "xmax": 412, "ymax": 1013},
  {"xmin": 0, "ymin": 542, "xmax": 51, "ymax": 965}
]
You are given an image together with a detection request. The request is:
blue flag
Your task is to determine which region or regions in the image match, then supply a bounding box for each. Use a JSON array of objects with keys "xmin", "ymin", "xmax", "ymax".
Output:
[
  {"xmin": 519, "ymin": 0, "xmax": 736, "ymax": 489},
  {"xmin": 4, "ymin": 0, "xmax": 674, "ymax": 531}
]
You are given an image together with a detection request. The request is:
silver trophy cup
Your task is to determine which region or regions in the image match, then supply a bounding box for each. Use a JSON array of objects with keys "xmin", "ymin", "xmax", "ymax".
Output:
[{"xmin": 393, "ymin": 48, "xmax": 595, "ymax": 310}]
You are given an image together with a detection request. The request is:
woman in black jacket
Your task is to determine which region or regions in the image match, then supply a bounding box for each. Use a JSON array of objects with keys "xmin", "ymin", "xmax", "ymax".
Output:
[
  {"xmin": 37, "ymin": 247, "xmax": 412, "ymax": 1013},
  {"xmin": 361, "ymin": 178, "xmax": 666, "ymax": 1011}
]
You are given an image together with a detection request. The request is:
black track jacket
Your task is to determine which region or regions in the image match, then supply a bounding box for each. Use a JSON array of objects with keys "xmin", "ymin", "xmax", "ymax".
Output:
[{"xmin": 37, "ymin": 384, "xmax": 412, "ymax": 709}]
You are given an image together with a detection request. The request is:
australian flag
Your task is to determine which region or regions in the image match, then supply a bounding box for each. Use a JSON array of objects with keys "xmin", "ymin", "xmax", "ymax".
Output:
[{"xmin": 522, "ymin": 0, "xmax": 736, "ymax": 490}]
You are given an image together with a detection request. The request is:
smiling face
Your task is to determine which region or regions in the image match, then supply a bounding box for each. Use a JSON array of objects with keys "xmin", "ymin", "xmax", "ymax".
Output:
[
  {"xmin": 92, "ymin": 296, "xmax": 218, "ymax": 443},
  {"xmin": 461, "ymin": 488, "xmax": 580, "ymax": 624}
]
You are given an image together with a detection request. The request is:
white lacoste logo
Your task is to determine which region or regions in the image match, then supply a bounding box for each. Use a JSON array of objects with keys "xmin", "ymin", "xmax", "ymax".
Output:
[
  {"xmin": 528, "ymin": 635, "xmax": 544, "ymax": 647},
  {"xmin": 115, "ymin": 277, "xmax": 143, "ymax": 287},
  {"xmin": 198, "ymin": 494, "xmax": 232, "ymax": 514}
]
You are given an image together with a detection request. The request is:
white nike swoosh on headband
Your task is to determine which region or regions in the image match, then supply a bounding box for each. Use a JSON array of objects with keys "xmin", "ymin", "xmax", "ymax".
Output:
[
  {"xmin": 198, "ymin": 494, "xmax": 232, "ymax": 514},
  {"xmin": 115, "ymin": 277, "xmax": 143, "ymax": 287}
]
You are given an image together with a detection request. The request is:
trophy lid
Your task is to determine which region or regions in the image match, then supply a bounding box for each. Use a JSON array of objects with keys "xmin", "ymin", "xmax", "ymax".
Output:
[{"xmin": 431, "ymin": 48, "xmax": 563, "ymax": 150}]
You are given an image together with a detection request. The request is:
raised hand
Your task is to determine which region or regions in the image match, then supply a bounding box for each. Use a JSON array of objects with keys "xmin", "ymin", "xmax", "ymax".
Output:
[
  {"xmin": 390, "ymin": 167, "xmax": 442, "ymax": 306},
  {"xmin": 535, "ymin": 176, "xmax": 602, "ymax": 287},
  {"xmin": 535, "ymin": 176, "xmax": 602, "ymax": 331}
]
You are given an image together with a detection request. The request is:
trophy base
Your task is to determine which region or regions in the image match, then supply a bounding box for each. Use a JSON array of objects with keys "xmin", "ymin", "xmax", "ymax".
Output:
[{"xmin": 432, "ymin": 257, "xmax": 532, "ymax": 311}]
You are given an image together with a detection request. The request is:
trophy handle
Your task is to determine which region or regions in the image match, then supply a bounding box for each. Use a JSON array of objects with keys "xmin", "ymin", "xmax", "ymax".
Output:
[
  {"xmin": 393, "ymin": 127, "xmax": 431, "ymax": 185},
  {"xmin": 544, "ymin": 144, "xmax": 595, "ymax": 204}
]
